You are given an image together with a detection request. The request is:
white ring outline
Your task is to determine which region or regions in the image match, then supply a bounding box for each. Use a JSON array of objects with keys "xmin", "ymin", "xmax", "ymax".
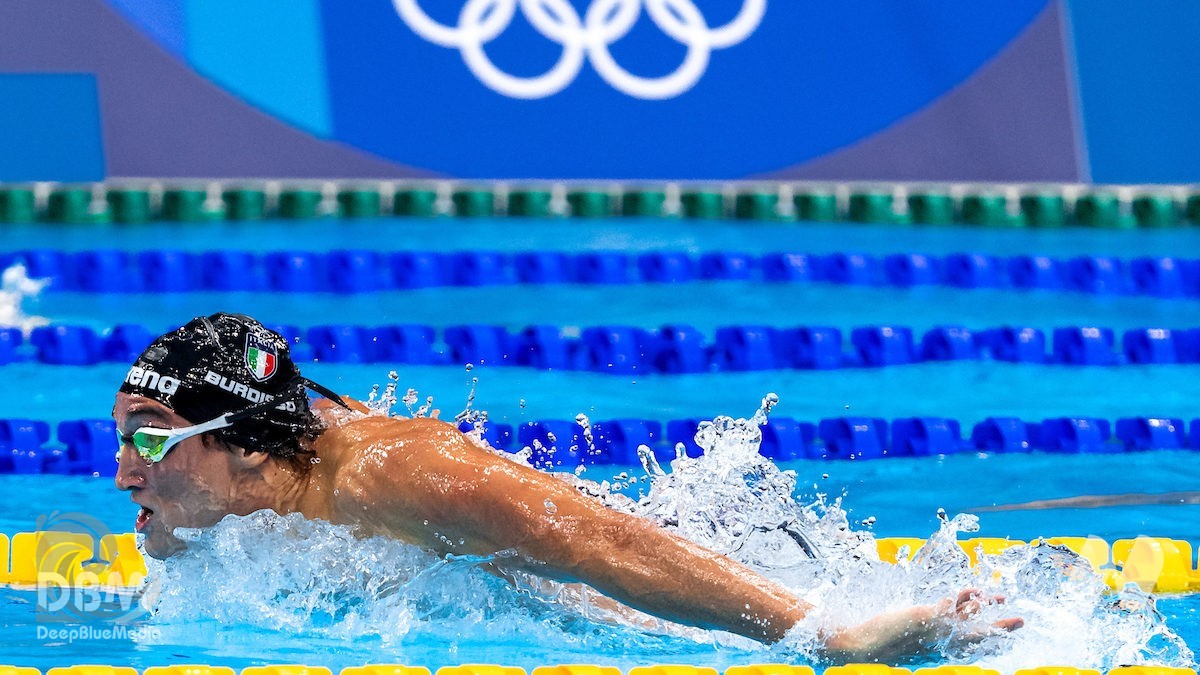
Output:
[{"xmin": 392, "ymin": 0, "xmax": 766, "ymax": 99}]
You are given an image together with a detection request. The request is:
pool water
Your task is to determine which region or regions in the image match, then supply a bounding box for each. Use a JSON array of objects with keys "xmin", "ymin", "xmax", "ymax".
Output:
[{"xmin": 1, "ymin": 218, "xmax": 1198, "ymax": 671}]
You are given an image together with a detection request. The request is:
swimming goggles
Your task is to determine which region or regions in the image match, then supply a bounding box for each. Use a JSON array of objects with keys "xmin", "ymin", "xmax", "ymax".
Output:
[
  {"xmin": 116, "ymin": 375, "xmax": 348, "ymax": 464},
  {"xmin": 117, "ymin": 397, "xmax": 285, "ymax": 464}
]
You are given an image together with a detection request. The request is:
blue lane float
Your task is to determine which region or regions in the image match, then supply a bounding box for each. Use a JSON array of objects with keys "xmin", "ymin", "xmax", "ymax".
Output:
[
  {"xmin": 651, "ymin": 324, "xmax": 708, "ymax": 374},
  {"xmin": 390, "ymin": 251, "xmax": 444, "ymax": 288},
  {"xmin": 13, "ymin": 322, "xmax": 1200, "ymax": 371},
  {"xmin": 1007, "ymin": 255, "xmax": 1062, "ymax": 290},
  {"xmin": 638, "ymin": 251, "xmax": 695, "ymax": 283},
  {"xmin": 817, "ymin": 252, "xmax": 878, "ymax": 285},
  {"xmin": 699, "ymin": 252, "xmax": 756, "ymax": 281},
  {"xmin": 850, "ymin": 326, "xmax": 915, "ymax": 366},
  {"xmin": 970, "ymin": 417, "xmax": 1039, "ymax": 453},
  {"xmin": 0, "ymin": 328, "xmax": 22, "ymax": 365},
  {"xmin": 1123, "ymin": 328, "xmax": 1179, "ymax": 364},
  {"xmin": 920, "ymin": 326, "xmax": 979, "ymax": 361},
  {"xmin": 786, "ymin": 326, "xmax": 843, "ymax": 369},
  {"xmin": 944, "ymin": 253, "xmax": 1001, "ymax": 289},
  {"xmin": 515, "ymin": 252, "xmax": 571, "ymax": 284},
  {"xmin": 978, "ymin": 327, "xmax": 1046, "ymax": 363},
  {"xmin": 201, "ymin": 251, "xmax": 263, "ymax": 291},
  {"xmin": 5, "ymin": 414, "xmax": 1200, "ymax": 474},
  {"xmin": 15, "ymin": 248, "xmax": 1200, "ymax": 300}
]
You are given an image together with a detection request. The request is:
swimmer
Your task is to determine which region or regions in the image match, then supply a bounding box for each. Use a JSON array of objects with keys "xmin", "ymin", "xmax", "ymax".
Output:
[{"xmin": 113, "ymin": 313, "xmax": 1022, "ymax": 659}]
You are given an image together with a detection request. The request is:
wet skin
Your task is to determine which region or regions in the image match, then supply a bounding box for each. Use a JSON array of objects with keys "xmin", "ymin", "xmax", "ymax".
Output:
[{"xmin": 113, "ymin": 392, "xmax": 1021, "ymax": 657}]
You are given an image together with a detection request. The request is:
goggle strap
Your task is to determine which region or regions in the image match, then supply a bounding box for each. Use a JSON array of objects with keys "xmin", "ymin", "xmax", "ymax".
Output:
[
  {"xmin": 182, "ymin": 413, "xmax": 237, "ymax": 436},
  {"xmin": 301, "ymin": 377, "xmax": 350, "ymax": 410}
]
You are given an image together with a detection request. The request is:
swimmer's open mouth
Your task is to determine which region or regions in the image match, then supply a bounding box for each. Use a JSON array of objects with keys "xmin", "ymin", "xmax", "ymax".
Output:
[{"xmin": 136, "ymin": 506, "xmax": 154, "ymax": 531}]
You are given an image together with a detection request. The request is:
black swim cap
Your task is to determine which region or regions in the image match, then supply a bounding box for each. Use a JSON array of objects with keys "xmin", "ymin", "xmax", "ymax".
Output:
[{"xmin": 118, "ymin": 313, "xmax": 343, "ymax": 459}]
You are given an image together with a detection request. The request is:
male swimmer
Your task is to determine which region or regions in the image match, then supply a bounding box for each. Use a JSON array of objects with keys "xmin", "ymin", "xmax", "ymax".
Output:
[{"xmin": 113, "ymin": 313, "xmax": 1022, "ymax": 660}]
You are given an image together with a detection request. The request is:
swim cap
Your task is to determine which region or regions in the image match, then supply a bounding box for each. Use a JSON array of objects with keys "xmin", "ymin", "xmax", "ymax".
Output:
[{"xmin": 118, "ymin": 313, "xmax": 342, "ymax": 458}]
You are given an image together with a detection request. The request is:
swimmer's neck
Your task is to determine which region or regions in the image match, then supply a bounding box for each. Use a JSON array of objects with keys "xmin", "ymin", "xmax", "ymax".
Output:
[{"xmin": 227, "ymin": 447, "xmax": 316, "ymax": 518}]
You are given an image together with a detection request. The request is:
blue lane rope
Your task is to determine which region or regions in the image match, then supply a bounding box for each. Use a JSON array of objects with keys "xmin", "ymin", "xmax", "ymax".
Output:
[
  {"xmin": 8, "ymin": 415, "xmax": 1197, "ymax": 475},
  {"xmin": 6, "ymin": 249, "xmax": 1200, "ymax": 298},
  {"xmin": 9, "ymin": 323, "xmax": 1200, "ymax": 370}
]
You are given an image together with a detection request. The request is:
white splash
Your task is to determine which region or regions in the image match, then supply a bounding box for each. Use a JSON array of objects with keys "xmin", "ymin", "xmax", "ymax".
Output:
[
  {"xmin": 141, "ymin": 396, "xmax": 1195, "ymax": 670},
  {"xmin": 0, "ymin": 263, "xmax": 49, "ymax": 332}
]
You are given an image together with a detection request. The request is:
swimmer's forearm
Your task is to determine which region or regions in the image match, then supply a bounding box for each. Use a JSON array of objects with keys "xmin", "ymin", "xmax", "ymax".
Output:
[
  {"xmin": 559, "ymin": 513, "xmax": 810, "ymax": 642},
  {"xmin": 820, "ymin": 604, "xmax": 938, "ymax": 662}
]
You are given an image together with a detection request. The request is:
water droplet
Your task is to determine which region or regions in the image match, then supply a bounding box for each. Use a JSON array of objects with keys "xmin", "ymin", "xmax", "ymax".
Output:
[
  {"xmin": 543, "ymin": 499, "xmax": 557, "ymax": 515},
  {"xmin": 464, "ymin": 363, "xmax": 474, "ymax": 371},
  {"xmin": 821, "ymin": 473, "xmax": 829, "ymax": 479},
  {"xmin": 519, "ymin": 398, "xmax": 527, "ymax": 408},
  {"xmin": 751, "ymin": 392, "xmax": 780, "ymax": 425},
  {"xmin": 310, "ymin": 457, "xmax": 321, "ymax": 464}
]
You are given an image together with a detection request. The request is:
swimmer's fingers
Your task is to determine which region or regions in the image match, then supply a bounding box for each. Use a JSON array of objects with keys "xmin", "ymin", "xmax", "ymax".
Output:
[
  {"xmin": 963, "ymin": 617, "xmax": 1026, "ymax": 640},
  {"xmin": 945, "ymin": 616, "xmax": 1024, "ymax": 651},
  {"xmin": 951, "ymin": 589, "xmax": 1006, "ymax": 620},
  {"xmin": 993, "ymin": 616, "xmax": 1024, "ymax": 631}
]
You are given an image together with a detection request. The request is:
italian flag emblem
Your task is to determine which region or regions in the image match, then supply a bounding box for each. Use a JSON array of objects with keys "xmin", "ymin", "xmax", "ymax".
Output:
[{"xmin": 245, "ymin": 335, "xmax": 278, "ymax": 381}]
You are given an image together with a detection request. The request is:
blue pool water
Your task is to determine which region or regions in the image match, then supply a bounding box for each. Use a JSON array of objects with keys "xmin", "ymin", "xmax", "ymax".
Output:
[
  {"xmin": 2, "ymin": 218, "xmax": 1200, "ymax": 257},
  {"xmin": 1, "ymin": 217, "xmax": 1199, "ymax": 671}
]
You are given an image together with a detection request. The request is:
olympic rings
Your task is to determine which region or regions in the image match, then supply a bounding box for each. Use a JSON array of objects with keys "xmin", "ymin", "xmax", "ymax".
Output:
[{"xmin": 392, "ymin": 0, "xmax": 767, "ymax": 99}]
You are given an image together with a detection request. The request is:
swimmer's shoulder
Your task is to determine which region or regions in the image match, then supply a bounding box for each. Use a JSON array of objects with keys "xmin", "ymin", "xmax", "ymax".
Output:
[
  {"xmin": 316, "ymin": 414, "xmax": 469, "ymax": 489},
  {"xmin": 315, "ymin": 415, "xmax": 481, "ymax": 536},
  {"xmin": 319, "ymin": 413, "xmax": 461, "ymax": 449}
]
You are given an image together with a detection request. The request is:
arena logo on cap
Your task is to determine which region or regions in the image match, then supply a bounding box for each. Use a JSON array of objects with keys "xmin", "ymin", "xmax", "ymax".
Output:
[
  {"xmin": 124, "ymin": 366, "xmax": 180, "ymax": 396},
  {"xmin": 245, "ymin": 335, "xmax": 278, "ymax": 382}
]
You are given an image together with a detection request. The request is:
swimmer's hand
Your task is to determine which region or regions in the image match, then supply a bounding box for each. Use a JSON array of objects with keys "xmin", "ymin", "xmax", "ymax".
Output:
[{"xmin": 822, "ymin": 589, "xmax": 1023, "ymax": 662}]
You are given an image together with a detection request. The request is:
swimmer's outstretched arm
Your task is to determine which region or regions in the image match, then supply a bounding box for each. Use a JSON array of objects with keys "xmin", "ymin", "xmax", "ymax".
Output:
[{"xmin": 333, "ymin": 416, "xmax": 1020, "ymax": 655}]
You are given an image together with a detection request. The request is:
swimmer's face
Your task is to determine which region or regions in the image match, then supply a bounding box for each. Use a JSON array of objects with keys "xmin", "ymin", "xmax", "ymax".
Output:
[{"xmin": 113, "ymin": 392, "xmax": 247, "ymax": 559}]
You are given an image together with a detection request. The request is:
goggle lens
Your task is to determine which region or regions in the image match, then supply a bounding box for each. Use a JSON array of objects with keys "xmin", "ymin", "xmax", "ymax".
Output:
[{"xmin": 115, "ymin": 429, "xmax": 171, "ymax": 463}]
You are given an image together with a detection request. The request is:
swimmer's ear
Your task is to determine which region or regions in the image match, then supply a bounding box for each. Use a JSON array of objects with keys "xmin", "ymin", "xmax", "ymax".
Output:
[{"xmin": 228, "ymin": 445, "xmax": 271, "ymax": 469}]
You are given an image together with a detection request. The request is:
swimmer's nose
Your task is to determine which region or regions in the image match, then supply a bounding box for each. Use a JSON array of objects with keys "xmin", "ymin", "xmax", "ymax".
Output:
[{"xmin": 114, "ymin": 443, "xmax": 146, "ymax": 490}]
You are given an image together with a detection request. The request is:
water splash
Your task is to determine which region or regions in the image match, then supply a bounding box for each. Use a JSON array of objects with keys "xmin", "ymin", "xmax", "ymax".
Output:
[
  {"xmin": 575, "ymin": 413, "xmax": 597, "ymax": 457},
  {"xmin": 0, "ymin": 263, "xmax": 49, "ymax": 333},
  {"xmin": 365, "ymin": 371, "xmax": 401, "ymax": 417},
  {"xmin": 144, "ymin": 396, "xmax": 1195, "ymax": 669}
]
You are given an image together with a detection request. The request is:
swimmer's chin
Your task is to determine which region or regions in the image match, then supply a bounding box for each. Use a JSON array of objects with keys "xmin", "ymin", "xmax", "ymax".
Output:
[{"xmin": 141, "ymin": 531, "xmax": 189, "ymax": 560}]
